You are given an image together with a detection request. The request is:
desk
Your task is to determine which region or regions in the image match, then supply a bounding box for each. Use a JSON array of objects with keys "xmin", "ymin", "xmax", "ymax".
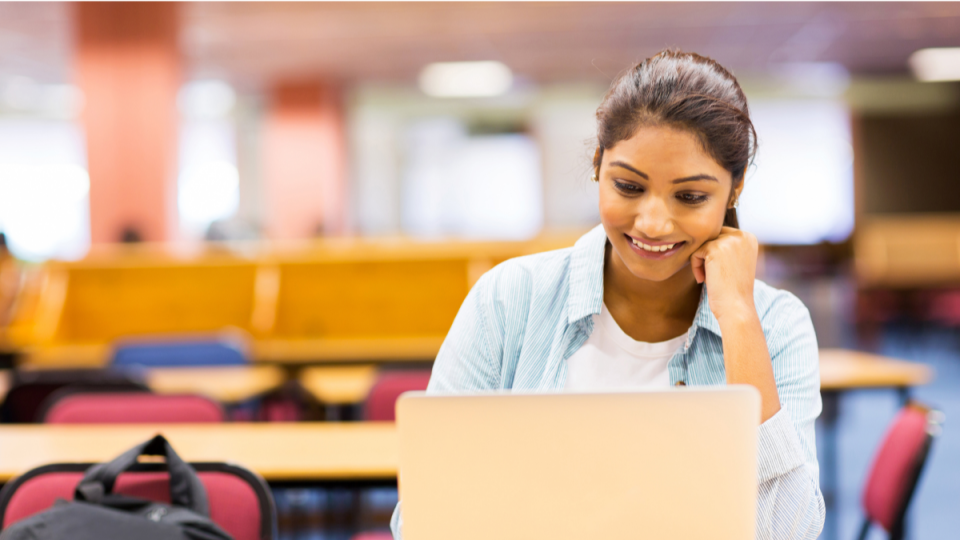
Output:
[
  {"xmin": 0, "ymin": 366, "xmax": 288, "ymax": 407},
  {"xmin": 0, "ymin": 423, "xmax": 397, "ymax": 483},
  {"xmin": 820, "ymin": 348, "xmax": 933, "ymax": 390},
  {"xmin": 299, "ymin": 366, "xmax": 378, "ymax": 405},
  {"xmin": 145, "ymin": 365, "xmax": 287, "ymax": 403},
  {"xmin": 817, "ymin": 349, "xmax": 933, "ymax": 540}
]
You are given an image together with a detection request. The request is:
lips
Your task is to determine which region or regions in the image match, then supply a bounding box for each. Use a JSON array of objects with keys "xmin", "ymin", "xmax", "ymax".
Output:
[{"xmin": 624, "ymin": 234, "xmax": 685, "ymax": 259}]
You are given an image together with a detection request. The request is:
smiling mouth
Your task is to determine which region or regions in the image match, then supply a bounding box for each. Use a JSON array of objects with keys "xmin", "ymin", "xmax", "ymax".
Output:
[{"xmin": 624, "ymin": 234, "xmax": 686, "ymax": 258}]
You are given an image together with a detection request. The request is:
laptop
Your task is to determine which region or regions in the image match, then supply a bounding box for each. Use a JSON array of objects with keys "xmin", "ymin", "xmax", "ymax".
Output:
[{"xmin": 396, "ymin": 386, "xmax": 760, "ymax": 540}]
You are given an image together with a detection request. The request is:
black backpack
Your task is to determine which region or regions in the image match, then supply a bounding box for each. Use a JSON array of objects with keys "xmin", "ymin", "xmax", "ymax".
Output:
[{"xmin": 0, "ymin": 434, "xmax": 234, "ymax": 540}]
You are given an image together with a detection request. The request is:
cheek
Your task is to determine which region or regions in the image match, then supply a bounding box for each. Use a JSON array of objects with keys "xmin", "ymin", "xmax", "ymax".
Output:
[
  {"xmin": 597, "ymin": 187, "xmax": 632, "ymax": 226},
  {"xmin": 678, "ymin": 205, "xmax": 728, "ymax": 246}
]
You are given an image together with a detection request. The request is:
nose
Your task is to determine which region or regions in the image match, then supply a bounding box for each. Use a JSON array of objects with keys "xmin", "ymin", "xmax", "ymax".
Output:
[{"xmin": 633, "ymin": 194, "xmax": 675, "ymax": 239}]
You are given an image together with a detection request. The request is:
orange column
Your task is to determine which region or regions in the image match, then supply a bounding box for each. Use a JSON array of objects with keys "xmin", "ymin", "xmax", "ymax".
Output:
[
  {"xmin": 262, "ymin": 82, "xmax": 348, "ymax": 239},
  {"xmin": 74, "ymin": 2, "xmax": 180, "ymax": 243}
]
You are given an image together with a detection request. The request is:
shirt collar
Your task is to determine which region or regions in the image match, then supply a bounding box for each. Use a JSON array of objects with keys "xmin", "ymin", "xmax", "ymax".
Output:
[
  {"xmin": 566, "ymin": 224, "xmax": 607, "ymax": 325},
  {"xmin": 566, "ymin": 223, "xmax": 722, "ymax": 338},
  {"xmin": 692, "ymin": 287, "xmax": 722, "ymax": 337}
]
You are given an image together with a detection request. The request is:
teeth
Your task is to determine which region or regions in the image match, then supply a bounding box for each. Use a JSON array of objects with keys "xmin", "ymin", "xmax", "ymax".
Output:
[{"xmin": 631, "ymin": 238, "xmax": 676, "ymax": 252}]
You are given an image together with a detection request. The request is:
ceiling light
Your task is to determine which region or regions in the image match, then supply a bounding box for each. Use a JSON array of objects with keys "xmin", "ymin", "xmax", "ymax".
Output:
[
  {"xmin": 419, "ymin": 61, "xmax": 513, "ymax": 98},
  {"xmin": 909, "ymin": 48, "xmax": 960, "ymax": 82}
]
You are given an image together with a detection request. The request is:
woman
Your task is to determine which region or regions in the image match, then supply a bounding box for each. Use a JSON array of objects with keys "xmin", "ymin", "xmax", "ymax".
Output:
[{"xmin": 392, "ymin": 50, "xmax": 824, "ymax": 539}]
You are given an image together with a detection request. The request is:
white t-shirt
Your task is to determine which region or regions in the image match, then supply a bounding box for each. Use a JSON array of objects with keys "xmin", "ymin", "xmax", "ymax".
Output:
[{"xmin": 564, "ymin": 303, "xmax": 687, "ymax": 391}]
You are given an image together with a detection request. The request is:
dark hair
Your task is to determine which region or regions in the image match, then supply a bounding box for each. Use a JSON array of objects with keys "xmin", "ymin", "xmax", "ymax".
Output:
[{"xmin": 593, "ymin": 50, "xmax": 757, "ymax": 228}]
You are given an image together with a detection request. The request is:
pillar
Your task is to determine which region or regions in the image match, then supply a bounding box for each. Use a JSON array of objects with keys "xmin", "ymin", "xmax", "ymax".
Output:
[
  {"xmin": 74, "ymin": 2, "xmax": 180, "ymax": 243},
  {"xmin": 262, "ymin": 82, "xmax": 348, "ymax": 239}
]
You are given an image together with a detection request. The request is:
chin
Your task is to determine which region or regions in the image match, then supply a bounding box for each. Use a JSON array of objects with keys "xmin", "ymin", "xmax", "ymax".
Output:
[{"xmin": 624, "ymin": 260, "xmax": 689, "ymax": 282}]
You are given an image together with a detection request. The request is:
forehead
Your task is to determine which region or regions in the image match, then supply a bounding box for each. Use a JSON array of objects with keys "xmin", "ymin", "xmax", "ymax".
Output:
[{"xmin": 604, "ymin": 125, "xmax": 730, "ymax": 181}]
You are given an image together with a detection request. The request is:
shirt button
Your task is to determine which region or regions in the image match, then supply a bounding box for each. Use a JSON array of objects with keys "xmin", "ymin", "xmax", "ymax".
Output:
[{"xmin": 675, "ymin": 381, "xmax": 686, "ymax": 386}]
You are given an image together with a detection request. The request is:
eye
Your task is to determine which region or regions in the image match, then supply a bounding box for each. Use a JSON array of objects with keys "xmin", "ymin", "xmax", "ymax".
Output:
[
  {"xmin": 613, "ymin": 181, "xmax": 643, "ymax": 195},
  {"xmin": 677, "ymin": 192, "xmax": 708, "ymax": 204}
]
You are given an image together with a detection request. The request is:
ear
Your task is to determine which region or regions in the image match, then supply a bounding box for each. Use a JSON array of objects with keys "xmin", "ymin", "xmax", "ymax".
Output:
[{"xmin": 729, "ymin": 179, "xmax": 745, "ymax": 208}]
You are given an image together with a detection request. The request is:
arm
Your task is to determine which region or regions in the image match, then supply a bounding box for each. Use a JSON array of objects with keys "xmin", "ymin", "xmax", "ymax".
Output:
[
  {"xmin": 424, "ymin": 276, "xmax": 503, "ymax": 394},
  {"xmin": 752, "ymin": 296, "xmax": 825, "ymax": 540},
  {"xmin": 692, "ymin": 229, "xmax": 824, "ymax": 539}
]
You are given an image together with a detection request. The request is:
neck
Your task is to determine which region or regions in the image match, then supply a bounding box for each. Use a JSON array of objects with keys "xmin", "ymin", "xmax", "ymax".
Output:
[{"xmin": 603, "ymin": 242, "xmax": 702, "ymax": 321}]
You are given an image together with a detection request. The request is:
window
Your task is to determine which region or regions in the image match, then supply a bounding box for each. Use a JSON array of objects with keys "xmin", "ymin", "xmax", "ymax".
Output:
[
  {"xmin": 738, "ymin": 100, "xmax": 854, "ymax": 245},
  {"xmin": 401, "ymin": 118, "xmax": 543, "ymax": 239},
  {"xmin": 0, "ymin": 119, "xmax": 89, "ymax": 261},
  {"xmin": 177, "ymin": 81, "xmax": 240, "ymax": 240}
]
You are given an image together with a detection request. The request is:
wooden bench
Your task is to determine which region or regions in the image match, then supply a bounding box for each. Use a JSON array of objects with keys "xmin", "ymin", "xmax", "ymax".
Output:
[{"xmin": 13, "ymin": 234, "xmax": 581, "ymax": 367}]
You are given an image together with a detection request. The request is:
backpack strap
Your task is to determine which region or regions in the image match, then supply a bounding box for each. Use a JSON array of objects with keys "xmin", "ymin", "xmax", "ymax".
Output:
[{"xmin": 75, "ymin": 434, "xmax": 210, "ymax": 517}]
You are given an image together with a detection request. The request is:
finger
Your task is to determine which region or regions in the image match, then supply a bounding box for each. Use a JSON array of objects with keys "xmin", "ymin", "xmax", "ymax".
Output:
[{"xmin": 690, "ymin": 248, "xmax": 707, "ymax": 284}]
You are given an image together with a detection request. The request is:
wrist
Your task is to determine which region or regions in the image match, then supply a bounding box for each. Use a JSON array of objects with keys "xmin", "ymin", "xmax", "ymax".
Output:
[{"xmin": 715, "ymin": 300, "xmax": 759, "ymax": 329}]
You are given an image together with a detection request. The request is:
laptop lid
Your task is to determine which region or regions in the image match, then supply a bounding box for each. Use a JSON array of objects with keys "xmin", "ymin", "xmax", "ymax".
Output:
[{"xmin": 397, "ymin": 386, "xmax": 759, "ymax": 540}]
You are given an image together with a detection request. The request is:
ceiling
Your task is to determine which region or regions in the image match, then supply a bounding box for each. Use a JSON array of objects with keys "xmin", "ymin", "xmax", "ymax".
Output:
[{"xmin": 2, "ymin": 2, "xmax": 960, "ymax": 88}]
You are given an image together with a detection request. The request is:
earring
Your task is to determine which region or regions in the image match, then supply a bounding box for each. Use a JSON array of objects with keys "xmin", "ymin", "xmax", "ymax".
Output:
[
  {"xmin": 591, "ymin": 173, "xmax": 598, "ymax": 182},
  {"xmin": 731, "ymin": 198, "xmax": 740, "ymax": 209}
]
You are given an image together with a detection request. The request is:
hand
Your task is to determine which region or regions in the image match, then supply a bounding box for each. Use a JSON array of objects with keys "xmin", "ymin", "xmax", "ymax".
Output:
[{"xmin": 690, "ymin": 227, "xmax": 759, "ymax": 324}]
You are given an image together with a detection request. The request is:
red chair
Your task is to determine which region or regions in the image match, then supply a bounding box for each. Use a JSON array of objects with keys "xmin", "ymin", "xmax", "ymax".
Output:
[
  {"xmin": 364, "ymin": 370, "xmax": 432, "ymax": 422},
  {"xmin": 0, "ymin": 462, "xmax": 275, "ymax": 540},
  {"xmin": 42, "ymin": 392, "xmax": 225, "ymax": 424},
  {"xmin": 352, "ymin": 532, "xmax": 393, "ymax": 540},
  {"xmin": 0, "ymin": 368, "xmax": 149, "ymax": 423},
  {"xmin": 857, "ymin": 401, "xmax": 944, "ymax": 540}
]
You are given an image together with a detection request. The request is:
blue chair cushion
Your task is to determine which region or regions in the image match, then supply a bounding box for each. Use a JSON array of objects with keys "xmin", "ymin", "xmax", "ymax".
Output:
[{"xmin": 112, "ymin": 341, "xmax": 247, "ymax": 367}]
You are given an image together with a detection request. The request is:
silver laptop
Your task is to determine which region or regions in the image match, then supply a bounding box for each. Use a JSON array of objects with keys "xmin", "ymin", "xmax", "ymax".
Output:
[{"xmin": 396, "ymin": 386, "xmax": 759, "ymax": 540}]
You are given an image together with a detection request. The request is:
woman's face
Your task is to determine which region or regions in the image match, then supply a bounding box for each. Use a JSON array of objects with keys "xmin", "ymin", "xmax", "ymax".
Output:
[{"xmin": 598, "ymin": 124, "xmax": 741, "ymax": 283}]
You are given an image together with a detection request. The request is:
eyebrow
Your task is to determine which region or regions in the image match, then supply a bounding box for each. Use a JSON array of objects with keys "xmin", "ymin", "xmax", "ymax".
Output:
[
  {"xmin": 609, "ymin": 161, "xmax": 718, "ymax": 184},
  {"xmin": 610, "ymin": 161, "xmax": 648, "ymax": 179},
  {"xmin": 672, "ymin": 174, "xmax": 718, "ymax": 184}
]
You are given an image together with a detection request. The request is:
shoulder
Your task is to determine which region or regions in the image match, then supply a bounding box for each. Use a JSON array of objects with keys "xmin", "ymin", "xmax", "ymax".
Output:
[
  {"xmin": 475, "ymin": 224, "xmax": 606, "ymax": 299},
  {"xmin": 474, "ymin": 246, "xmax": 575, "ymax": 300},
  {"xmin": 751, "ymin": 279, "xmax": 818, "ymax": 356},
  {"xmin": 753, "ymin": 279, "xmax": 811, "ymax": 322}
]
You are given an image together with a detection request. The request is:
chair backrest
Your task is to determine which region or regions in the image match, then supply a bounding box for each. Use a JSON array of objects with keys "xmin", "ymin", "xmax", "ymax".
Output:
[
  {"xmin": 0, "ymin": 462, "xmax": 275, "ymax": 540},
  {"xmin": 861, "ymin": 402, "xmax": 942, "ymax": 532},
  {"xmin": 351, "ymin": 532, "xmax": 393, "ymax": 540},
  {"xmin": 0, "ymin": 369, "xmax": 149, "ymax": 423},
  {"xmin": 43, "ymin": 392, "xmax": 225, "ymax": 424},
  {"xmin": 364, "ymin": 370, "xmax": 432, "ymax": 422},
  {"xmin": 113, "ymin": 340, "xmax": 247, "ymax": 368}
]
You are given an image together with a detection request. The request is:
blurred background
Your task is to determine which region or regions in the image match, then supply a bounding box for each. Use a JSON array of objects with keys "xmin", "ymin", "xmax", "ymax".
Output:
[{"xmin": 0, "ymin": 2, "xmax": 957, "ymax": 540}]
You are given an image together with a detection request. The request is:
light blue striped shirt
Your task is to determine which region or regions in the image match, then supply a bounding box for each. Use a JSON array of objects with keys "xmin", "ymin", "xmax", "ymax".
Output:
[{"xmin": 392, "ymin": 224, "xmax": 825, "ymax": 539}]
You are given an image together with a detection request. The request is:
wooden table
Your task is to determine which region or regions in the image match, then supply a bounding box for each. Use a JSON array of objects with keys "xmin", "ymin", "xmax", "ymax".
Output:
[
  {"xmin": 299, "ymin": 365, "xmax": 379, "ymax": 405},
  {"xmin": 0, "ymin": 423, "xmax": 398, "ymax": 483},
  {"xmin": 817, "ymin": 348, "xmax": 933, "ymax": 540},
  {"xmin": 145, "ymin": 365, "xmax": 287, "ymax": 403},
  {"xmin": 820, "ymin": 348, "xmax": 933, "ymax": 390},
  {"xmin": 0, "ymin": 365, "xmax": 288, "ymax": 405}
]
